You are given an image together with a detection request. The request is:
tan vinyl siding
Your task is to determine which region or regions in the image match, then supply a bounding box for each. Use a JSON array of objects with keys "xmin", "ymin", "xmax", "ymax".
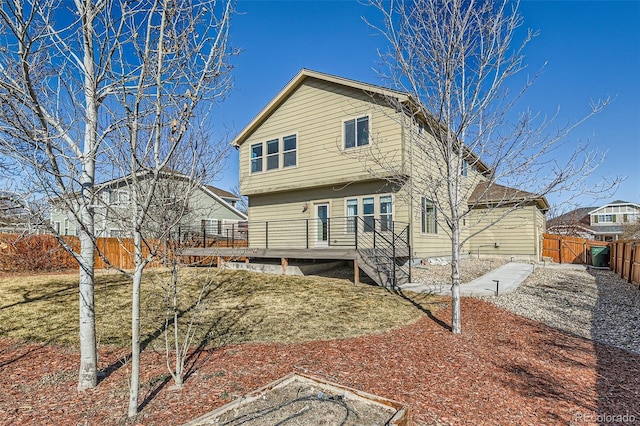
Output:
[
  {"xmin": 409, "ymin": 199, "xmax": 456, "ymax": 259},
  {"xmin": 239, "ymin": 78, "xmax": 404, "ymax": 196},
  {"xmin": 246, "ymin": 181, "xmax": 404, "ymax": 249},
  {"xmin": 467, "ymin": 205, "xmax": 541, "ymax": 257}
]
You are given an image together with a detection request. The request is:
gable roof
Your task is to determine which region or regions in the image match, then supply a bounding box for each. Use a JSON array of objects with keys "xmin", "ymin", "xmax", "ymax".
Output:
[
  {"xmin": 468, "ymin": 182, "xmax": 550, "ymax": 211},
  {"xmin": 205, "ymin": 185, "xmax": 239, "ymax": 201},
  {"xmin": 587, "ymin": 200, "xmax": 640, "ymax": 215},
  {"xmin": 230, "ymin": 69, "xmax": 409, "ymax": 148},
  {"xmin": 230, "ymin": 68, "xmax": 490, "ymax": 175}
]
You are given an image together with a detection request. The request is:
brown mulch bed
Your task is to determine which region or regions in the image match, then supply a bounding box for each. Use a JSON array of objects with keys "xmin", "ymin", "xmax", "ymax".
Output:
[{"xmin": 1, "ymin": 298, "xmax": 639, "ymax": 425}]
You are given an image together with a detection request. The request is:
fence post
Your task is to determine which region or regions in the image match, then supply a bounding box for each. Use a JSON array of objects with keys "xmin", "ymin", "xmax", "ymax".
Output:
[
  {"xmin": 265, "ymin": 222, "xmax": 269, "ymax": 249},
  {"xmin": 559, "ymin": 237, "xmax": 563, "ymax": 264},
  {"xmin": 232, "ymin": 223, "xmax": 235, "ymax": 248},
  {"xmin": 202, "ymin": 224, "xmax": 206, "ymax": 248}
]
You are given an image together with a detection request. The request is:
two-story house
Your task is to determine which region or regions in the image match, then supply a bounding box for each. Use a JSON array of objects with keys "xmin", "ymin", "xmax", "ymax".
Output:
[
  {"xmin": 588, "ymin": 201, "xmax": 640, "ymax": 241},
  {"xmin": 50, "ymin": 171, "xmax": 247, "ymax": 239},
  {"xmin": 548, "ymin": 201, "xmax": 640, "ymax": 241},
  {"xmin": 228, "ymin": 69, "xmax": 548, "ymax": 285}
]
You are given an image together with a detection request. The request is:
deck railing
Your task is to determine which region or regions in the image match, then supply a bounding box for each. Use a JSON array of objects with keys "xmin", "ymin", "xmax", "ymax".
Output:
[{"xmin": 235, "ymin": 216, "xmax": 409, "ymax": 251}]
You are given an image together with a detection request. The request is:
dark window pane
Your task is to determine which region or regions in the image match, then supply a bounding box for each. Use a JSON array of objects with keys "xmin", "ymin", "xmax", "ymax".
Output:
[
  {"xmin": 357, "ymin": 116, "xmax": 369, "ymax": 146},
  {"xmin": 283, "ymin": 135, "xmax": 296, "ymax": 151},
  {"xmin": 266, "ymin": 155, "xmax": 278, "ymax": 170},
  {"xmin": 344, "ymin": 119, "xmax": 355, "ymax": 148},
  {"xmin": 251, "ymin": 143, "xmax": 262, "ymax": 158},
  {"xmin": 283, "ymin": 151, "xmax": 296, "ymax": 167},
  {"xmin": 251, "ymin": 159, "xmax": 262, "ymax": 173},
  {"xmin": 363, "ymin": 198, "xmax": 374, "ymax": 215},
  {"xmin": 267, "ymin": 139, "xmax": 279, "ymax": 155}
]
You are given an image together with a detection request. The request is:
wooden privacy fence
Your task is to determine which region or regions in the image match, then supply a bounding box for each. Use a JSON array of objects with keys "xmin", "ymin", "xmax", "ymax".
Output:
[
  {"xmin": 542, "ymin": 234, "xmax": 608, "ymax": 265},
  {"xmin": 0, "ymin": 233, "xmax": 247, "ymax": 272},
  {"xmin": 610, "ymin": 240, "xmax": 640, "ymax": 286}
]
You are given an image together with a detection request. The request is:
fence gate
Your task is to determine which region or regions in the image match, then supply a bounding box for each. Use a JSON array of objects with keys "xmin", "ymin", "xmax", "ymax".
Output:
[{"xmin": 542, "ymin": 234, "xmax": 608, "ymax": 265}]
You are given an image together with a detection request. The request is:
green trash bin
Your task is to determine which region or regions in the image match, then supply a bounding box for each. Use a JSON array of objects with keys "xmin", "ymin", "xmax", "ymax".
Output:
[{"xmin": 591, "ymin": 246, "xmax": 610, "ymax": 267}]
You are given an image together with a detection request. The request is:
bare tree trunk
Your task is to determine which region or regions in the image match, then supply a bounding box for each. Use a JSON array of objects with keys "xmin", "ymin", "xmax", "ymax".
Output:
[
  {"xmin": 450, "ymin": 224, "xmax": 462, "ymax": 334},
  {"xmin": 77, "ymin": 217, "xmax": 97, "ymax": 390},
  {"xmin": 128, "ymin": 232, "xmax": 144, "ymax": 417}
]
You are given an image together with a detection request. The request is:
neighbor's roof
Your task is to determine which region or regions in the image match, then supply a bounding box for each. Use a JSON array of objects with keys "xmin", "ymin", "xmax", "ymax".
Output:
[
  {"xmin": 547, "ymin": 207, "xmax": 595, "ymax": 227},
  {"xmin": 468, "ymin": 182, "xmax": 550, "ymax": 211},
  {"xmin": 587, "ymin": 200, "xmax": 640, "ymax": 215},
  {"xmin": 205, "ymin": 185, "xmax": 238, "ymax": 200}
]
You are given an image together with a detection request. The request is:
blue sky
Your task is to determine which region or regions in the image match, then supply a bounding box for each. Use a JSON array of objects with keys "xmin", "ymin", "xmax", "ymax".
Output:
[{"xmin": 212, "ymin": 0, "xmax": 640, "ymax": 208}]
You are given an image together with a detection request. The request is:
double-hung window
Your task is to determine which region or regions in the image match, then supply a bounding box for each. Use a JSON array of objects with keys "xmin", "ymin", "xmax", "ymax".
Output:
[
  {"xmin": 421, "ymin": 198, "xmax": 437, "ymax": 234},
  {"xmin": 380, "ymin": 196, "xmax": 392, "ymax": 231},
  {"xmin": 346, "ymin": 199, "xmax": 358, "ymax": 233},
  {"xmin": 251, "ymin": 143, "xmax": 263, "ymax": 173},
  {"xmin": 344, "ymin": 116, "xmax": 369, "ymax": 149},
  {"xmin": 251, "ymin": 134, "xmax": 297, "ymax": 172},
  {"xmin": 266, "ymin": 139, "xmax": 279, "ymax": 170},
  {"xmin": 363, "ymin": 197, "xmax": 375, "ymax": 232},
  {"xmin": 283, "ymin": 135, "xmax": 297, "ymax": 168}
]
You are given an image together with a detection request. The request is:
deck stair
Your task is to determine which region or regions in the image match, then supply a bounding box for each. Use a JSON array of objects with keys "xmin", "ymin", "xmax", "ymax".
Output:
[{"xmin": 354, "ymin": 218, "xmax": 411, "ymax": 288}]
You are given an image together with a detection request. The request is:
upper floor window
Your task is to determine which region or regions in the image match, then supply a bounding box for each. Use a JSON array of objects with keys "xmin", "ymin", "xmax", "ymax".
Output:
[
  {"xmin": 421, "ymin": 198, "xmax": 437, "ymax": 234},
  {"xmin": 266, "ymin": 139, "xmax": 279, "ymax": 170},
  {"xmin": 251, "ymin": 143, "xmax": 263, "ymax": 173},
  {"xmin": 461, "ymin": 159, "xmax": 468, "ymax": 177},
  {"xmin": 344, "ymin": 116, "xmax": 369, "ymax": 149},
  {"xmin": 283, "ymin": 135, "xmax": 297, "ymax": 168},
  {"xmin": 597, "ymin": 214, "xmax": 613, "ymax": 223},
  {"xmin": 110, "ymin": 189, "xmax": 130, "ymax": 205},
  {"xmin": 250, "ymin": 134, "xmax": 297, "ymax": 173}
]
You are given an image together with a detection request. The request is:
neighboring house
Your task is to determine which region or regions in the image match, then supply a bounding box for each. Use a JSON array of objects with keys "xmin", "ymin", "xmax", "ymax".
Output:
[
  {"xmin": 547, "ymin": 207, "xmax": 598, "ymax": 239},
  {"xmin": 228, "ymin": 69, "xmax": 548, "ymax": 285},
  {"xmin": 548, "ymin": 201, "xmax": 640, "ymax": 242},
  {"xmin": 50, "ymin": 172, "xmax": 247, "ymax": 239}
]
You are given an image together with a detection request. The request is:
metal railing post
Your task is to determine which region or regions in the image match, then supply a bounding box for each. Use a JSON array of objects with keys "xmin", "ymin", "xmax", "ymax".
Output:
[
  {"xmin": 232, "ymin": 223, "xmax": 235, "ymax": 248},
  {"xmin": 392, "ymin": 221, "xmax": 396, "ymax": 287},
  {"xmin": 306, "ymin": 219, "xmax": 309, "ymax": 249},
  {"xmin": 354, "ymin": 217, "xmax": 359, "ymax": 250},
  {"xmin": 265, "ymin": 222, "xmax": 269, "ymax": 248},
  {"xmin": 327, "ymin": 218, "xmax": 331, "ymax": 246}
]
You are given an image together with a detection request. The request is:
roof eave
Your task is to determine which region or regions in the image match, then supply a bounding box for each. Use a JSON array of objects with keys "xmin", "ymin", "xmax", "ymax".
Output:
[{"xmin": 230, "ymin": 69, "xmax": 410, "ymax": 148}]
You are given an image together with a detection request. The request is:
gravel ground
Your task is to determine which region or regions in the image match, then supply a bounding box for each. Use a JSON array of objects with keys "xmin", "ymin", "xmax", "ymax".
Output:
[
  {"xmin": 412, "ymin": 257, "xmax": 508, "ymax": 285},
  {"xmin": 483, "ymin": 265, "xmax": 640, "ymax": 355}
]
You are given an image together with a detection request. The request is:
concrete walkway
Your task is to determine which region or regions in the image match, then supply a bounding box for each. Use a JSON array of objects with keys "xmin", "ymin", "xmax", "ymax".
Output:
[{"xmin": 399, "ymin": 262, "xmax": 538, "ymax": 297}]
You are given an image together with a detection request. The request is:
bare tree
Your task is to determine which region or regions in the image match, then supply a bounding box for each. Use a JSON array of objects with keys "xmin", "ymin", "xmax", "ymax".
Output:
[
  {"xmin": 0, "ymin": 0, "xmax": 235, "ymax": 398},
  {"xmin": 97, "ymin": 0, "xmax": 234, "ymax": 416},
  {"xmin": 0, "ymin": 0, "xmax": 115, "ymax": 390},
  {"xmin": 366, "ymin": 0, "xmax": 619, "ymax": 333}
]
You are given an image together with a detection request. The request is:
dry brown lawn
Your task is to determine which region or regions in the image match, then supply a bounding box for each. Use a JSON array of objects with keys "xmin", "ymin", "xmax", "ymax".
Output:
[{"xmin": 0, "ymin": 267, "xmax": 428, "ymax": 349}]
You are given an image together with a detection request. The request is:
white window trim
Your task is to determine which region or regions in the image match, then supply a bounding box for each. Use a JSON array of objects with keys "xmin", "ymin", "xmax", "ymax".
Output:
[
  {"xmin": 282, "ymin": 133, "xmax": 298, "ymax": 169},
  {"xmin": 342, "ymin": 194, "xmax": 394, "ymax": 234},
  {"xmin": 249, "ymin": 132, "xmax": 299, "ymax": 174},
  {"xmin": 421, "ymin": 197, "xmax": 438, "ymax": 235},
  {"xmin": 250, "ymin": 142, "xmax": 264, "ymax": 174},
  {"xmin": 342, "ymin": 115, "xmax": 371, "ymax": 150}
]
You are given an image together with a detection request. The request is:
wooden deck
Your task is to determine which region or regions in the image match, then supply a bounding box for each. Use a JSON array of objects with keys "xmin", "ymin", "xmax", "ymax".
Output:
[{"xmin": 178, "ymin": 247, "xmax": 360, "ymax": 260}]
